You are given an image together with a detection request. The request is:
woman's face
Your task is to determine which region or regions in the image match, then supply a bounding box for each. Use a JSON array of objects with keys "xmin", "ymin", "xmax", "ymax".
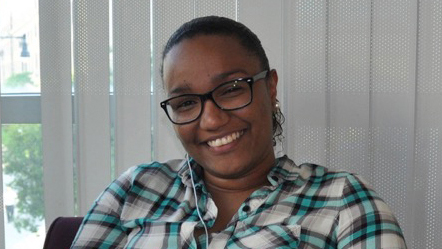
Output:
[{"xmin": 162, "ymin": 35, "xmax": 278, "ymax": 181}]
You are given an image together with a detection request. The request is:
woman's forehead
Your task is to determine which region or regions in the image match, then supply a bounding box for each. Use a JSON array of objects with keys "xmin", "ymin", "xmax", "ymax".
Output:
[
  {"xmin": 163, "ymin": 35, "xmax": 259, "ymax": 74},
  {"xmin": 162, "ymin": 35, "xmax": 261, "ymax": 94}
]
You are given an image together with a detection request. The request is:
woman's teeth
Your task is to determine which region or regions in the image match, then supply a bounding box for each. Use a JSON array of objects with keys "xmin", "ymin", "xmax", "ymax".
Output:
[{"xmin": 207, "ymin": 131, "xmax": 244, "ymax": 147}]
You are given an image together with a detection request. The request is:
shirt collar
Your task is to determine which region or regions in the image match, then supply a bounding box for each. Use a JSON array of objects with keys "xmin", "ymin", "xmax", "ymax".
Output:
[
  {"xmin": 266, "ymin": 155, "xmax": 302, "ymax": 186},
  {"xmin": 178, "ymin": 157, "xmax": 204, "ymax": 188}
]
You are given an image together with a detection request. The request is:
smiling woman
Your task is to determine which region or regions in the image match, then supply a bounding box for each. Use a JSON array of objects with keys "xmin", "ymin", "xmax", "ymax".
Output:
[{"xmin": 71, "ymin": 16, "xmax": 407, "ymax": 248}]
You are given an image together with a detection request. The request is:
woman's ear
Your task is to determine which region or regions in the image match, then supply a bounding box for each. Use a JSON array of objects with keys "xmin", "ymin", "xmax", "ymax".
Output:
[{"xmin": 267, "ymin": 69, "xmax": 278, "ymax": 109}]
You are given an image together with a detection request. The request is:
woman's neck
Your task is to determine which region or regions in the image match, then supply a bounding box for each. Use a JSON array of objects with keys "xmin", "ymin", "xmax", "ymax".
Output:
[{"xmin": 203, "ymin": 160, "xmax": 274, "ymax": 193}]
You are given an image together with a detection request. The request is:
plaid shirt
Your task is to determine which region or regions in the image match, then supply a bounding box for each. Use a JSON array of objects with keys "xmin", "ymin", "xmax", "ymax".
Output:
[{"xmin": 71, "ymin": 156, "xmax": 406, "ymax": 248}]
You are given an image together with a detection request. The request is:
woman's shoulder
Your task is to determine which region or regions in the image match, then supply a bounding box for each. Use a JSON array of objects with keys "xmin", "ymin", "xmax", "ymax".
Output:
[
  {"xmin": 279, "ymin": 156, "xmax": 375, "ymax": 196},
  {"xmin": 278, "ymin": 155, "xmax": 358, "ymax": 182},
  {"xmin": 115, "ymin": 158, "xmax": 187, "ymax": 186},
  {"xmin": 135, "ymin": 158, "xmax": 186, "ymax": 173},
  {"xmin": 303, "ymin": 163, "xmax": 373, "ymax": 190}
]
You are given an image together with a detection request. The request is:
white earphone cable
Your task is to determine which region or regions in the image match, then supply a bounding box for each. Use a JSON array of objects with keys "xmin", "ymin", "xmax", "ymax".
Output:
[{"xmin": 186, "ymin": 154, "xmax": 210, "ymax": 248}]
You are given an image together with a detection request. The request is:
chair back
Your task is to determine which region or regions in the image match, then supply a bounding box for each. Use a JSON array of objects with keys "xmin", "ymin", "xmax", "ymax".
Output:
[{"xmin": 43, "ymin": 217, "xmax": 84, "ymax": 249}]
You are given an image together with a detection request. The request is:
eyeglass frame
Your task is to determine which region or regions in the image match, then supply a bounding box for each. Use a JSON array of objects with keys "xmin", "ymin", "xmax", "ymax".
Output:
[{"xmin": 160, "ymin": 70, "xmax": 269, "ymax": 125}]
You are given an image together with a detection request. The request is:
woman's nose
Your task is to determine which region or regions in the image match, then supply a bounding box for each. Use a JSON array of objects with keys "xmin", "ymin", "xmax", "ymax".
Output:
[{"xmin": 199, "ymin": 100, "xmax": 229, "ymax": 130}]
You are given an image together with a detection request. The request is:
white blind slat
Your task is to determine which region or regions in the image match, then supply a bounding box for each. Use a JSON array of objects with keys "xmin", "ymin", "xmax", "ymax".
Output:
[
  {"xmin": 40, "ymin": 0, "xmax": 75, "ymax": 228},
  {"xmin": 113, "ymin": 0, "xmax": 152, "ymax": 176},
  {"xmin": 285, "ymin": 0, "xmax": 328, "ymax": 165},
  {"xmin": 369, "ymin": 1, "xmax": 418, "ymax": 237},
  {"xmin": 327, "ymin": 0, "xmax": 372, "ymax": 176},
  {"xmin": 412, "ymin": 0, "xmax": 442, "ymax": 247},
  {"xmin": 73, "ymin": 0, "xmax": 112, "ymax": 215}
]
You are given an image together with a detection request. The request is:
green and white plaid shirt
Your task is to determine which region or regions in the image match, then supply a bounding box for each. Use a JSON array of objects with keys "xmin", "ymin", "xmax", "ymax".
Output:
[{"xmin": 72, "ymin": 156, "xmax": 406, "ymax": 248}]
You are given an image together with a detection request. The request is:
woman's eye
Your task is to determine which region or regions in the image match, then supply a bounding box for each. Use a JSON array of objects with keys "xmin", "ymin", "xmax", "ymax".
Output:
[
  {"xmin": 220, "ymin": 83, "xmax": 246, "ymax": 96},
  {"xmin": 174, "ymin": 99, "xmax": 198, "ymax": 111}
]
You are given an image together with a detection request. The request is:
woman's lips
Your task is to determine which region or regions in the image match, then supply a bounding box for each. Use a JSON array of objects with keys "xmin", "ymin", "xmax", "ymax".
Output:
[{"xmin": 207, "ymin": 130, "xmax": 244, "ymax": 148}]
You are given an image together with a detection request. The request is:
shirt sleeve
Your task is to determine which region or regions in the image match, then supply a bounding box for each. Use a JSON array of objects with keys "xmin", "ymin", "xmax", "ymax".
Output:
[
  {"xmin": 337, "ymin": 174, "xmax": 407, "ymax": 249},
  {"xmin": 71, "ymin": 166, "xmax": 136, "ymax": 249}
]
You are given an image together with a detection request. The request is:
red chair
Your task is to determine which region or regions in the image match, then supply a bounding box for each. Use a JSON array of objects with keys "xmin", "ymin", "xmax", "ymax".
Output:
[{"xmin": 43, "ymin": 217, "xmax": 84, "ymax": 249}]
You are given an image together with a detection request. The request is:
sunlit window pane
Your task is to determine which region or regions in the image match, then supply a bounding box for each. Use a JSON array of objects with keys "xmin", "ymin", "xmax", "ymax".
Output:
[
  {"xmin": 2, "ymin": 124, "xmax": 45, "ymax": 249},
  {"xmin": 0, "ymin": 0, "xmax": 40, "ymax": 94}
]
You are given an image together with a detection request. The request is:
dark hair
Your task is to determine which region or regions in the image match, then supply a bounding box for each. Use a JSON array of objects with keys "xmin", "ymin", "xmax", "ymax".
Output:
[{"xmin": 161, "ymin": 15, "xmax": 284, "ymax": 143}]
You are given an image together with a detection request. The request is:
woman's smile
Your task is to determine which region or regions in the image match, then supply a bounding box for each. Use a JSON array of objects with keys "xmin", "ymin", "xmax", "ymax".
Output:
[{"xmin": 206, "ymin": 130, "xmax": 244, "ymax": 148}]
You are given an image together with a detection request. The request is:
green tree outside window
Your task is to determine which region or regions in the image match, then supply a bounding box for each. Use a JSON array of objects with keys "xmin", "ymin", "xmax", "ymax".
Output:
[{"xmin": 2, "ymin": 124, "xmax": 44, "ymax": 233}]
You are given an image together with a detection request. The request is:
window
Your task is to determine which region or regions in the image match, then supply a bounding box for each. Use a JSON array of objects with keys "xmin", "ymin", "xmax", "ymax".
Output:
[{"xmin": 1, "ymin": 0, "xmax": 44, "ymax": 248}]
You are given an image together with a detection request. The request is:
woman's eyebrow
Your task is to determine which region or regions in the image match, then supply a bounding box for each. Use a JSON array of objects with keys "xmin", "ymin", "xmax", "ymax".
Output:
[
  {"xmin": 212, "ymin": 69, "xmax": 248, "ymax": 81},
  {"xmin": 168, "ymin": 83, "xmax": 192, "ymax": 96},
  {"xmin": 168, "ymin": 69, "xmax": 248, "ymax": 96}
]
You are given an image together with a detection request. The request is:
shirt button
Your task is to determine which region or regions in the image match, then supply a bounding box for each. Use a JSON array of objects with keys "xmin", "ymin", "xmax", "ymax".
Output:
[{"xmin": 242, "ymin": 205, "xmax": 250, "ymax": 212}]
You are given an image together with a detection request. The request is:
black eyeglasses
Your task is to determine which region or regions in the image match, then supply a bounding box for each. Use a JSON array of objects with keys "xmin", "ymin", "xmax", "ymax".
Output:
[{"xmin": 160, "ymin": 70, "xmax": 268, "ymax": 125}]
